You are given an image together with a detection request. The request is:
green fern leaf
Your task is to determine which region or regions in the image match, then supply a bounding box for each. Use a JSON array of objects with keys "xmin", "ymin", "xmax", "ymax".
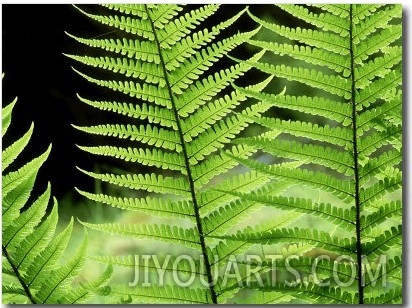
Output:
[
  {"xmin": 223, "ymin": 4, "xmax": 402, "ymax": 304},
  {"xmin": 67, "ymin": 4, "xmax": 280, "ymax": 304},
  {"xmin": 2, "ymin": 94, "xmax": 110, "ymax": 303}
]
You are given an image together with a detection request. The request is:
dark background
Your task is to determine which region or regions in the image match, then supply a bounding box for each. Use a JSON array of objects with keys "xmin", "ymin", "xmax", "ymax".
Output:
[
  {"xmin": 2, "ymin": 5, "xmax": 101, "ymax": 199},
  {"xmin": 2, "ymin": 4, "xmax": 291, "ymax": 201}
]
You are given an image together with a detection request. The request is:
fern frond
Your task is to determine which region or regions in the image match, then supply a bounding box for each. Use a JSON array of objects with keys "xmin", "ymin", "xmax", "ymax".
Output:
[
  {"xmin": 72, "ymin": 5, "xmax": 155, "ymax": 39},
  {"xmin": 2, "ymin": 97, "xmax": 110, "ymax": 303},
  {"xmin": 13, "ymin": 205, "xmax": 59, "ymax": 270},
  {"xmin": 156, "ymin": 5, "xmax": 220, "ymax": 49},
  {"xmin": 191, "ymin": 144, "xmax": 255, "ymax": 189},
  {"xmin": 363, "ymin": 255, "xmax": 401, "ymax": 287},
  {"xmin": 234, "ymin": 290, "xmax": 293, "ymax": 304},
  {"xmin": 163, "ymin": 6, "xmax": 245, "ymax": 70},
  {"xmin": 186, "ymin": 110, "xmax": 264, "ymax": 165},
  {"xmin": 69, "ymin": 4, "xmax": 278, "ymax": 304},
  {"xmin": 171, "ymin": 35, "xmax": 262, "ymax": 96},
  {"xmin": 24, "ymin": 220, "xmax": 74, "ymax": 287},
  {"xmin": 75, "ymin": 123, "xmax": 181, "ymax": 151},
  {"xmin": 199, "ymin": 169, "xmax": 272, "ymax": 214},
  {"xmin": 203, "ymin": 199, "xmax": 258, "ymax": 236},
  {"xmin": 352, "ymin": 4, "xmax": 383, "ymax": 21},
  {"xmin": 102, "ymin": 4, "xmax": 148, "ymax": 18},
  {"xmin": 353, "ymin": 5, "xmax": 401, "ymax": 43},
  {"xmin": 3, "ymin": 183, "xmax": 51, "ymax": 248},
  {"xmin": 144, "ymin": 4, "xmax": 183, "ymax": 30},
  {"xmin": 182, "ymin": 76, "xmax": 272, "ymax": 141},
  {"xmin": 65, "ymin": 265, "xmax": 113, "ymax": 304},
  {"xmin": 34, "ymin": 232, "xmax": 89, "ymax": 304},
  {"xmin": 311, "ymin": 4, "xmax": 350, "ymax": 19},
  {"xmin": 358, "ymin": 125, "xmax": 401, "ymax": 157},
  {"xmin": 228, "ymin": 4, "xmax": 401, "ymax": 304},
  {"xmin": 255, "ymin": 255, "xmax": 356, "ymax": 281},
  {"xmin": 65, "ymin": 54, "xmax": 165, "ymax": 86}
]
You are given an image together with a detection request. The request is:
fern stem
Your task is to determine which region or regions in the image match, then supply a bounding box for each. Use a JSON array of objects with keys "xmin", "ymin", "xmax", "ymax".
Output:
[
  {"xmin": 144, "ymin": 5, "xmax": 218, "ymax": 303},
  {"xmin": 2, "ymin": 245, "xmax": 37, "ymax": 304},
  {"xmin": 349, "ymin": 5, "xmax": 364, "ymax": 304}
]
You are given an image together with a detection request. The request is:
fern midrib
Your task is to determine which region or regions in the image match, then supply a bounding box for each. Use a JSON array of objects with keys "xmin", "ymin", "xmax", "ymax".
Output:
[
  {"xmin": 2, "ymin": 245, "xmax": 37, "ymax": 304},
  {"xmin": 349, "ymin": 4, "xmax": 364, "ymax": 304},
  {"xmin": 144, "ymin": 5, "xmax": 217, "ymax": 304}
]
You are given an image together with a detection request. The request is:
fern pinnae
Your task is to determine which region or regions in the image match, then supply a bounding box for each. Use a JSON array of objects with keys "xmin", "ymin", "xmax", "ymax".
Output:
[
  {"xmin": 2, "ymin": 96, "xmax": 17, "ymax": 136},
  {"xmin": 283, "ymin": 5, "xmax": 349, "ymax": 36},
  {"xmin": 233, "ymin": 83, "xmax": 352, "ymax": 124},
  {"xmin": 82, "ymin": 221, "xmax": 200, "ymax": 246},
  {"xmin": 76, "ymin": 188, "xmax": 194, "ymax": 218},
  {"xmin": 74, "ymin": 94, "xmax": 177, "ymax": 129},
  {"xmin": 2, "ymin": 122, "xmax": 34, "ymax": 172},
  {"xmin": 217, "ymin": 4, "xmax": 401, "ymax": 304},
  {"xmin": 3, "ymin": 183, "xmax": 51, "ymax": 248}
]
